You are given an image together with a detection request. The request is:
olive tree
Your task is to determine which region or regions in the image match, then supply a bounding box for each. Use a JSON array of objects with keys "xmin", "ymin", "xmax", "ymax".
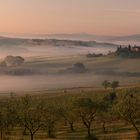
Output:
[
  {"xmin": 58, "ymin": 103, "xmax": 77, "ymax": 132},
  {"xmin": 111, "ymin": 81, "xmax": 119, "ymax": 91},
  {"xmin": 18, "ymin": 95, "xmax": 43, "ymax": 140},
  {"xmin": 0, "ymin": 101, "xmax": 9, "ymax": 139},
  {"xmin": 97, "ymin": 100, "xmax": 113, "ymax": 133},
  {"xmin": 75, "ymin": 98, "xmax": 98, "ymax": 138},
  {"xmin": 102, "ymin": 80, "xmax": 111, "ymax": 89},
  {"xmin": 4, "ymin": 93, "xmax": 20, "ymax": 135},
  {"xmin": 41, "ymin": 104, "xmax": 59, "ymax": 138},
  {"xmin": 114, "ymin": 91, "xmax": 140, "ymax": 138}
]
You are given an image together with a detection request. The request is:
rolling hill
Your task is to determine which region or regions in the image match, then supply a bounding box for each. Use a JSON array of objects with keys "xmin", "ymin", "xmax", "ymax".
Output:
[{"xmin": 0, "ymin": 36, "xmax": 118, "ymax": 47}]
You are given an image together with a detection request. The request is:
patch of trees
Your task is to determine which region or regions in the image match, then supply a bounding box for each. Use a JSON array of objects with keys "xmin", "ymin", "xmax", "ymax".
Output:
[
  {"xmin": 102, "ymin": 80, "xmax": 119, "ymax": 91},
  {"xmin": 0, "ymin": 55, "xmax": 41, "ymax": 75},
  {"xmin": 1, "ymin": 56, "xmax": 24, "ymax": 67},
  {"xmin": 60, "ymin": 62, "xmax": 87, "ymax": 74},
  {"xmin": 86, "ymin": 53, "xmax": 103, "ymax": 58}
]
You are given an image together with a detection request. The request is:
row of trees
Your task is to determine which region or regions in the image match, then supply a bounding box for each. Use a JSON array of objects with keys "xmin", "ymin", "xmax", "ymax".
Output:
[
  {"xmin": 102, "ymin": 80, "xmax": 119, "ymax": 91},
  {"xmin": 0, "ymin": 87, "xmax": 140, "ymax": 140}
]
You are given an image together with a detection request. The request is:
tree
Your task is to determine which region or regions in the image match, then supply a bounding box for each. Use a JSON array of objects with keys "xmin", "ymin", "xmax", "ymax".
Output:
[
  {"xmin": 97, "ymin": 100, "xmax": 113, "ymax": 133},
  {"xmin": 58, "ymin": 103, "xmax": 77, "ymax": 132},
  {"xmin": 102, "ymin": 80, "xmax": 119, "ymax": 91},
  {"xmin": 110, "ymin": 81, "xmax": 119, "ymax": 91},
  {"xmin": 4, "ymin": 55, "xmax": 24, "ymax": 67},
  {"xmin": 75, "ymin": 98, "xmax": 98, "ymax": 138},
  {"xmin": 18, "ymin": 95, "xmax": 43, "ymax": 140},
  {"xmin": 114, "ymin": 91, "xmax": 140, "ymax": 138},
  {"xmin": 5, "ymin": 93, "xmax": 20, "ymax": 134},
  {"xmin": 0, "ymin": 101, "xmax": 9, "ymax": 139},
  {"xmin": 103, "ymin": 92, "xmax": 117, "ymax": 104},
  {"xmin": 102, "ymin": 80, "xmax": 111, "ymax": 89},
  {"xmin": 41, "ymin": 104, "xmax": 58, "ymax": 138}
]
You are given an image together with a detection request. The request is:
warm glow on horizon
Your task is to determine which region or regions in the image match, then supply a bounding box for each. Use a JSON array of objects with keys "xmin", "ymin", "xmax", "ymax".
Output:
[{"xmin": 0, "ymin": 0, "xmax": 140, "ymax": 36}]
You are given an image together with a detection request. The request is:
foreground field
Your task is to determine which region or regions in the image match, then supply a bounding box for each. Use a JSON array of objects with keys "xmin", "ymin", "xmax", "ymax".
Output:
[{"xmin": 0, "ymin": 86, "xmax": 140, "ymax": 140}]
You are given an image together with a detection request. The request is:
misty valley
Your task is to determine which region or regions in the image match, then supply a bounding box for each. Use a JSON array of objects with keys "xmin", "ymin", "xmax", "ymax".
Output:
[
  {"xmin": 0, "ymin": 37, "xmax": 117, "ymax": 92},
  {"xmin": 0, "ymin": 36, "xmax": 140, "ymax": 140},
  {"xmin": 0, "ymin": 37, "xmax": 139, "ymax": 93},
  {"xmin": 1, "ymin": 1, "xmax": 140, "ymax": 139}
]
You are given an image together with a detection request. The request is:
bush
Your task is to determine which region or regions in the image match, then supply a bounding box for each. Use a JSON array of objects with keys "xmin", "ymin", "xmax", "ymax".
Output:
[{"xmin": 3, "ymin": 55, "xmax": 24, "ymax": 67}]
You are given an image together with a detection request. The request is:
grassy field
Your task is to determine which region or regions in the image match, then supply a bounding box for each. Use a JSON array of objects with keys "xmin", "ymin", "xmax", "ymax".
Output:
[
  {"xmin": 20, "ymin": 55, "xmax": 140, "ymax": 89},
  {"xmin": 0, "ymin": 54, "xmax": 140, "ymax": 93},
  {"xmin": 1, "ymin": 86, "xmax": 140, "ymax": 140}
]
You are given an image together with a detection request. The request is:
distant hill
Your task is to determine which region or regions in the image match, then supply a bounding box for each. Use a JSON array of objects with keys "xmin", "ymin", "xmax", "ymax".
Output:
[
  {"xmin": 0, "ymin": 36, "xmax": 118, "ymax": 48},
  {"xmin": 35, "ymin": 33, "xmax": 140, "ymax": 42},
  {"xmin": 0, "ymin": 36, "xmax": 28, "ymax": 46},
  {"xmin": 2, "ymin": 33, "xmax": 140, "ymax": 43},
  {"xmin": 40, "ymin": 33, "xmax": 140, "ymax": 45},
  {"xmin": 2, "ymin": 33, "xmax": 140, "ymax": 46}
]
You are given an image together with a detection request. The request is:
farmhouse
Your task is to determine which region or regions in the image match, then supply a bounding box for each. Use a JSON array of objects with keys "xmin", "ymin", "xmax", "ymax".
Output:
[
  {"xmin": 117, "ymin": 45, "xmax": 140, "ymax": 53},
  {"xmin": 115, "ymin": 45, "xmax": 140, "ymax": 58}
]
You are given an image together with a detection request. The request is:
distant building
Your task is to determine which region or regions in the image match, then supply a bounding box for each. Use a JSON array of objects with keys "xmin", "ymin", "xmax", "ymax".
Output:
[{"xmin": 116, "ymin": 45, "xmax": 140, "ymax": 53}]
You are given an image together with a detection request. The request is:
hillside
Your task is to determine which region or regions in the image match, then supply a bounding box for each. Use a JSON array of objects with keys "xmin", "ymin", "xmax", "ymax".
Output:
[
  {"xmin": 21, "ymin": 33, "xmax": 140, "ymax": 41},
  {"xmin": 36, "ymin": 33, "xmax": 140, "ymax": 45},
  {"xmin": 0, "ymin": 55, "xmax": 139, "ymax": 92},
  {"xmin": 0, "ymin": 36, "xmax": 118, "ymax": 47}
]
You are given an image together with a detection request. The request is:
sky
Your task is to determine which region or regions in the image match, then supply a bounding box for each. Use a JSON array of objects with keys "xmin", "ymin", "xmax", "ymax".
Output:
[{"xmin": 0, "ymin": 0, "xmax": 140, "ymax": 36}]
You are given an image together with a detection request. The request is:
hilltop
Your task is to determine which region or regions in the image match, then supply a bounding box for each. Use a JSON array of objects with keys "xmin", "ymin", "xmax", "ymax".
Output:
[{"xmin": 32, "ymin": 33, "xmax": 140, "ymax": 44}]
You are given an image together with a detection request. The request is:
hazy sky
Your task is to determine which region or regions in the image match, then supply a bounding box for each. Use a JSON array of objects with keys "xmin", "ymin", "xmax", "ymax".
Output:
[{"xmin": 0, "ymin": 0, "xmax": 140, "ymax": 36}]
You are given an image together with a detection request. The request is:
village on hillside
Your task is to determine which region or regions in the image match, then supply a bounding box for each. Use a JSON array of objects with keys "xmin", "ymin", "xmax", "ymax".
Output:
[
  {"xmin": 115, "ymin": 45, "xmax": 140, "ymax": 57},
  {"xmin": 86, "ymin": 45, "xmax": 140, "ymax": 58}
]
